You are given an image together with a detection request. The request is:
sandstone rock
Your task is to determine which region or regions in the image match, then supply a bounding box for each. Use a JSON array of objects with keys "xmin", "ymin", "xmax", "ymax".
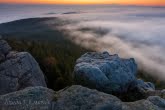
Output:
[
  {"xmin": 0, "ymin": 51, "xmax": 47, "ymax": 95},
  {"xmin": 0, "ymin": 85, "xmax": 164, "ymax": 110},
  {"xmin": 73, "ymin": 51, "xmax": 137, "ymax": 94}
]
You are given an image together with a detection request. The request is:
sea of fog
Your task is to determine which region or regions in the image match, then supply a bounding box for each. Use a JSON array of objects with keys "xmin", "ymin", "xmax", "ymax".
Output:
[{"xmin": 0, "ymin": 4, "xmax": 165, "ymax": 79}]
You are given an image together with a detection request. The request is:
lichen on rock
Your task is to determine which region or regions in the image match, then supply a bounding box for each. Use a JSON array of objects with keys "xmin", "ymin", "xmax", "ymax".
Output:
[
  {"xmin": 74, "ymin": 51, "xmax": 137, "ymax": 94},
  {"xmin": 0, "ymin": 85, "xmax": 164, "ymax": 110},
  {"xmin": 0, "ymin": 36, "xmax": 46, "ymax": 95}
]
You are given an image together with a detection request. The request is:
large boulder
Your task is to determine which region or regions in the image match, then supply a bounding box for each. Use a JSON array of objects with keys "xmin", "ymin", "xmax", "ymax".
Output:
[
  {"xmin": 0, "ymin": 85, "xmax": 164, "ymax": 110},
  {"xmin": 73, "ymin": 52, "xmax": 137, "ymax": 94},
  {"xmin": 0, "ymin": 37, "xmax": 46, "ymax": 95}
]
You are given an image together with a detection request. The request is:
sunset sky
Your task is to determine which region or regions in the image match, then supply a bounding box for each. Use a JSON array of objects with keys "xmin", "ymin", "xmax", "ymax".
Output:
[{"xmin": 0, "ymin": 0, "xmax": 165, "ymax": 6}]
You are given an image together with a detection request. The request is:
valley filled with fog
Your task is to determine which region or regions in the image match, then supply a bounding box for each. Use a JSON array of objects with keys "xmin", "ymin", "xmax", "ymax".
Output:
[
  {"xmin": 1, "ymin": 4, "xmax": 165, "ymax": 80},
  {"xmin": 58, "ymin": 6, "xmax": 165, "ymax": 80}
]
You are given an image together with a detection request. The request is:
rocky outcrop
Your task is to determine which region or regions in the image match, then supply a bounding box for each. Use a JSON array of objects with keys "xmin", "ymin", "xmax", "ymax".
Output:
[
  {"xmin": 0, "ymin": 37, "xmax": 46, "ymax": 95},
  {"xmin": 73, "ymin": 52, "xmax": 157, "ymax": 101},
  {"xmin": 0, "ymin": 85, "xmax": 164, "ymax": 110},
  {"xmin": 74, "ymin": 52, "xmax": 154, "ymax": 95},
  {"xmin": 0, "ymin": 37, "xmax": 164, "ymax": 110}
]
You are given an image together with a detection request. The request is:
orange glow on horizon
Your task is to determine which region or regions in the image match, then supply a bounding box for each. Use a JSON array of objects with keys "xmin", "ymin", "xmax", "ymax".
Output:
[{"xmin": 0, "ymin": 0, "xmax": 165, "ymax": 6}]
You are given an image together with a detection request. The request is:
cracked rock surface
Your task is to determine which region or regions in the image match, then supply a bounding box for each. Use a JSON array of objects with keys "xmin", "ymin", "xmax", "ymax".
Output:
[
  {"xmin": 74, "ymin": 52, "xmax": 155, "ymax": 95},
  {"xmin": 0, "ymin": 85, "xmax": 164, "ymax": 110},
  {"xmin": 74, "ymin": 52, "xmax": 138, "ymax": 94},
  {"xmin": 0, "ymin": 37, "xmax": 46, "ymax": 95}
]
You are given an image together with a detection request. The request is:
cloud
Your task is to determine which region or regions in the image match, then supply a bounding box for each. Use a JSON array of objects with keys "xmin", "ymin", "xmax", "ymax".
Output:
[{"xmin": 57, "ymin": 6, "xmax": 165, "ymax": 80}]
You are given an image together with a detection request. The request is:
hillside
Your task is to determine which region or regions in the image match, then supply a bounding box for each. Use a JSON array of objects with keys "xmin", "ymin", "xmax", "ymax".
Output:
[
  {"xmin": 0, "ymin": 38, "xmax": 164, "ymax": 109},
  {"xmin": 0, "ymin": 17, "xmax": 164, "ymax": 90},
  {"xmin": 0, "ymin": 18, "xmax": 91, "ymax": 91}
]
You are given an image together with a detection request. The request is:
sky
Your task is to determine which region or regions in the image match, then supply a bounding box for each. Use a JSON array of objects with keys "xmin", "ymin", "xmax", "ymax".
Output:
[{"xmin": 0, "ymin": 0, "xmax": 165, "ymax": 6}]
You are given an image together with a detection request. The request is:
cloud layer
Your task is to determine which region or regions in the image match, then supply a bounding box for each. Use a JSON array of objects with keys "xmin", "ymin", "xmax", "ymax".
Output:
[
  {"xmin": 57, "ymin": 6, "xmax": 165, "ymax": 80},
  {"xmin": 1, "ymin": 5, "xmax": 165, "ymax": 80}
]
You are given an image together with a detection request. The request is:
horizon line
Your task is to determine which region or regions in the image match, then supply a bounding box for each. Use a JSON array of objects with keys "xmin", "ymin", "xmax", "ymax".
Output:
[{"xmin": 0, "ymin": 3, "xmax": 165, "ymax": 7}]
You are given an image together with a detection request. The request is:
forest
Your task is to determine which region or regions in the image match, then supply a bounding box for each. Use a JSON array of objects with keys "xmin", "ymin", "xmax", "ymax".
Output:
[{"xmin": 0, "ymin": 17, "xmax": 164, "ymax": 91}]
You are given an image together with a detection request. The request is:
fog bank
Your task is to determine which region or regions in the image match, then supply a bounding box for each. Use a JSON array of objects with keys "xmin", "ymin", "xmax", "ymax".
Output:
[{"xmin": 57, "ymin": 6, "xmax": 165, "ymax": 79}]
